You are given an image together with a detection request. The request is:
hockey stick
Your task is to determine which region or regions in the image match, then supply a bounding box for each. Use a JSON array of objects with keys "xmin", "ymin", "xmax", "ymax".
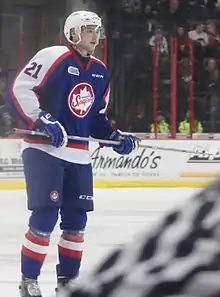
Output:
[
  {"xmin": 12, "ymin": 128, "xmax": 121, "ymax": 146},
  {"xmin": 12, "ymin": 128, "xmax": 211, "ymax": 156}
]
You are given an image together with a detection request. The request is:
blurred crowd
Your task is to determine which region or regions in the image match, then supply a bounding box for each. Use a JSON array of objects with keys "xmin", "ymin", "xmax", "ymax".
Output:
[
  {"xmin": 1, "ymin": 0, "xmax": 220, "ymax": 135},
  {"xmin": 99, "ymin": 0, "xmax": 220, "ymax": 134}
]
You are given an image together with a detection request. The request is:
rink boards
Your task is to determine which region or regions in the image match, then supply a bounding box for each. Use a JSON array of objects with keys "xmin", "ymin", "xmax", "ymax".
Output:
[{"xmin": 0, "ymin": 138, "xmax": 220, "ymax": 189}]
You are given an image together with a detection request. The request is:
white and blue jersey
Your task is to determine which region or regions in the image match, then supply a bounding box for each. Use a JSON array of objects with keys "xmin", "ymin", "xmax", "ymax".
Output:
[{"xmin": 7, "ymin": 45, "xmax": 113, "ymax": 164}]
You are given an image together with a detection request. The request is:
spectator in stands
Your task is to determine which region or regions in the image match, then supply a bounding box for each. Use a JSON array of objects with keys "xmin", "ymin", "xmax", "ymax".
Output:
[
  {"xmin": 201, "ymin": 58, "xmax": 220, "ymax": 93},
  {"xmin": 178, "ymin": 110, "xmax": 203, "ymax": 134},
  {"xmin": 177, "ymin": 58, "xmax": 192, "ymax": 116},
  {"xmin": 121, "ymin": 0, "xmax": 142, "ymax": 14},
  {"xmin": 206, "ymin": 20, "xmax": 220, "ymax": 44},
  {"xmin": 188, "ymin": 22, "xmax": 209, "ymax": 64},
  {"xmin": 176, "ymin": 26, "xmax": 189, "ymax": 60},
  {"xmin": 149, "ymin": 27, "xmax": 169, "ymax": 55},
  {"xmin": 158, "ymin": 0, "xmax": 186, "ymax": 31},
  {"xmin": 179, "ymin": 57, "xmax": 190, "ymax": 84},
  {"xmin": 187, "ymin": 0, "xmax": 211, "ymax": 19},
  {"xmin": 128, "ymin": 103, "xmax": 149, "ymax": 133},
  {"xmin": 205, "ymin": 0, "xmax": 219, "ymax": 17},
  {"xmin": 143, "ymin": 3, "xmax": 158, "ymax": 21},
  {"xmin": 188, "ymin": 22, "xmax": 209, "ymax": 47},
  {"xmin": 150, "ymin": 111, "xmax": 170, "ymax": 133},
  {"xmin": 205, "ymin": 20, "xmax": 220, "ymax": 57}
]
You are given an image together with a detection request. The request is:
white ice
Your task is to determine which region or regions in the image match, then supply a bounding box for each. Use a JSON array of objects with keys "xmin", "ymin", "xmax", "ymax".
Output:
[{"xmin": 0, "ymin": 187, "xmax": 200, "ymax": 296}]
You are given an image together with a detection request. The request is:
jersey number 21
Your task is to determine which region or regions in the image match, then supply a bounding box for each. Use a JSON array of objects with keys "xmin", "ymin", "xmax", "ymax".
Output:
[{"xmin": 24, "ymin": 62, "xmax": 43, "ymax": 79}]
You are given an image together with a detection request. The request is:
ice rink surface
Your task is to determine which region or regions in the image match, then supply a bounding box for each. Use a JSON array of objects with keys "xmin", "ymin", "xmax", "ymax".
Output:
[{"xmin": 0, "ymin": 187, "xmax": 201, "ymax": 296}]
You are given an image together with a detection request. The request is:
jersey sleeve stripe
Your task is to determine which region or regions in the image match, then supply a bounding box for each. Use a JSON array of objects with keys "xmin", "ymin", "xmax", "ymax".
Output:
[
  {"xmin": 104, "ymin": 84, "xmax": 110, "ymax": 106},
  {"xmin": 99, "ymin": 84, "xmax": 110, "ymax": 114},
  {"xmin": 34, "ymin": 51, "xmax": 72, "ymax": 90}
]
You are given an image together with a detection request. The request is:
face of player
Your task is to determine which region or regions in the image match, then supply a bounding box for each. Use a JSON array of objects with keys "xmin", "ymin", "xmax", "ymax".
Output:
[{"xmin": 79, "ymin": 25, "xmax": 100, "ymax": 55}]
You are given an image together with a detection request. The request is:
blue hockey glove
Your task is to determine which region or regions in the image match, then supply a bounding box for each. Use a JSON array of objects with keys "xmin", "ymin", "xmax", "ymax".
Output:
[
  {"xmin": 109, "ymin": 130, "xmax": 140, "ymax": 155},
  {"xmin": 35, "ymin": 111, "xmax": 68, "ymax": 148}
]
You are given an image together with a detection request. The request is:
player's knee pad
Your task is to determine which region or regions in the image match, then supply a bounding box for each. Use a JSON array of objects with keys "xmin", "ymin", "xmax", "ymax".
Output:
[{"xmin": 29, "ymin": 207, "xmax": 59, "ymax": 234}]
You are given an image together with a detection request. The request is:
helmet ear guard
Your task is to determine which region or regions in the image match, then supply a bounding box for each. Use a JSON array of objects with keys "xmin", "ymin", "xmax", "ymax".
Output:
[{"xmin": 69, "ymin": 28, "xmax": 81, "ymax": 45}]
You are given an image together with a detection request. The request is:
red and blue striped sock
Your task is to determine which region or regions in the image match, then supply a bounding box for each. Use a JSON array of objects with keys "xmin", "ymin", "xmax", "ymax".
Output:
[
  {"xmin": 21, "ymin": 231, "xmax": 50, "ymax": 279},
  {"xmin": 58, "ymin": 232, "xmax": 84, "ymax": 278}
]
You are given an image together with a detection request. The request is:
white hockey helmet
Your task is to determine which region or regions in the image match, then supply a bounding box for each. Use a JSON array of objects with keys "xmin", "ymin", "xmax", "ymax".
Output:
[{"xmin": 64, "ymin": 10, "xmax": 102, "ymax": 44}]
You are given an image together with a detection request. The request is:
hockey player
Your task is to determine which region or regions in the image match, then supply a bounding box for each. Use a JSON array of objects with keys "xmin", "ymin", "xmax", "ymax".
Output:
[{"xmin": 6, "ymin": 11, "xmax": 140, "ymax": 297}]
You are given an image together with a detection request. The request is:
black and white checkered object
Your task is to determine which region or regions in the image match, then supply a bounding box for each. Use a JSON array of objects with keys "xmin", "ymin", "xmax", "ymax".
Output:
[{"xmin": 62, "ymin": 180, "xmax": 220, "ymax": 297}]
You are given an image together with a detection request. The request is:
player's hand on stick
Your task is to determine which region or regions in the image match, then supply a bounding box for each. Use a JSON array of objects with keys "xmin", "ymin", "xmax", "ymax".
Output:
[
  {"xmin": 35, "ymin": 111, "xmax": 68, "ymax": 148},
  {"xmin": 109, "ymin": 130, "xmax": 140, "ymax": 155}
]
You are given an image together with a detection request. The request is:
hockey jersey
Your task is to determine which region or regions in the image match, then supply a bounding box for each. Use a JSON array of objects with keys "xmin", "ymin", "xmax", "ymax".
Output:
[{"xmin": 7, "ymin": 45, "xmax": 113, "ymax": 164}]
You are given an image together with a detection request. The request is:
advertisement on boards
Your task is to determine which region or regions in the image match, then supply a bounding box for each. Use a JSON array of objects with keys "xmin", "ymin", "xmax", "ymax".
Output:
[
  {"xmin": 90, "ymin": 143, "xmax": 185, "ymax": 180},
  {"xmin": 187, "ymin": 146, "xmax": 220, "ymax": 163},
  {"xmin": 0, "ymin": 138, "xmax": 220, "ymax": 185},
  {"xmin": 176, "ymin": 141, "xmax": 220, "ymax": 179},
  {"xmin": 0, "ymin": 139, "xmax": 24, "ymax": 179}
]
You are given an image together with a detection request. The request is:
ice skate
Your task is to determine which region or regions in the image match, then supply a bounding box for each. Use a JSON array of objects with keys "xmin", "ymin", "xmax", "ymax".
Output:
[
  {"xmin": 19, "ymin": 276, "xmax": 42, "ymax": 297},
  {"xmin": 55, "ymin": 276, "xmax": 77, "ymax": 296},
  {"xmin": 55, "ymin": 264, "xmax": 78, "ymax": 295}
]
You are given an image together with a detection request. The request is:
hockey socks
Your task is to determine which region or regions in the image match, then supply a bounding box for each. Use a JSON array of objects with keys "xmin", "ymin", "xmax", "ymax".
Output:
[
  {"xmin": 21, "ymin": 231, "xmax": 50, "ymax": 279},
  {"xmin": 58, "ymin": 232, "xmax": 84, "ymax": 278}
]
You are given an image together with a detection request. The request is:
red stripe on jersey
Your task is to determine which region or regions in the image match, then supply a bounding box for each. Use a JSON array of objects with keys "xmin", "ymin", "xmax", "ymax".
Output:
[
  {"xmin": 68, "ymin": 46, "xmax": 107, "ymax": 72},
  {"xmin": 34, "ymin": 51, "xmax": 72, "ymax": 90},
  {"xmin": 90, "ymin": 56, "xmax": 107, "ymax": 69},
  {"xmin": 25, "ymin": 232, "xmax": 49, "ymax": 246},
  {"xmin": 22, "ymin": 246, "xmax": 46, "ymax": 262},
  {"xmin": 58, "ymin": 245, "xmax": 83, "ymax": 259}
]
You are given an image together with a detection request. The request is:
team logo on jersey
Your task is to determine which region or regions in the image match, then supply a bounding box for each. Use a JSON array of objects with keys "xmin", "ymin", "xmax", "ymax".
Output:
[
  {"xmin": 68, "ymin": 66, "xmax": 80, "ymax": 76},
  {"xmin": 68, "ymin": 83, "xmax": 95, "ymax": 118},
  {"xmin": 50, "ymin": 190, "xmax": 59, "ymax": 202}
]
